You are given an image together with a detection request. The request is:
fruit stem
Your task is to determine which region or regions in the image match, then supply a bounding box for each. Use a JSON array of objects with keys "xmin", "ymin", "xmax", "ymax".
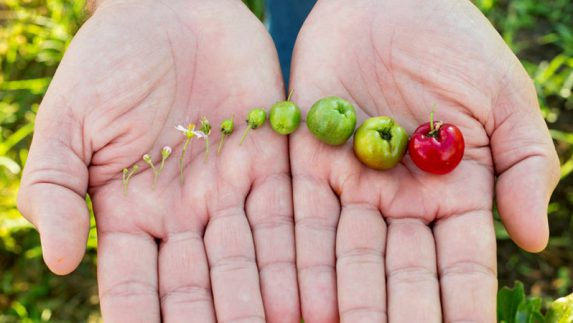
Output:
[
  {"xmin": 217, "ymin": 134, "xmax": 226, "ymax": 155},
  {"xmin": 122, "ymin": 169, "xmax": 128, "ymax": 196},
  {"xmin": 179, "ymin": 137, "xmax": 192, "ymax": 184},
  {"xmin": 204, "ymin": 137, "xmax": 210, "ymax": 163},
  {"xmin": 239, "ymin": 126, "xmax": 251, "ymax": 145},
  {"xmin": 287, "ymin": 89, "xmax": 294, "ymax": 101},
  {"xmin": 123, "ymin": 165, "xmax": 138, "ymax": 196},
  {"xmin": 143, "ymin": 157, "xmax": 157, "ymax": 190},
  {"xmin": 430, "ymin": 110, "xmax": 435, "ymax": 133},
  {"xmin": 427, "ymin": 107, "xmax": 442, "ymax": 138},
  {"xmin": 159, "ymin": 157, "xmax": 167, "ymax": 173},
  {"xmin": 152, "ymin": 172, "xmax": 158, "ymax": 190}
]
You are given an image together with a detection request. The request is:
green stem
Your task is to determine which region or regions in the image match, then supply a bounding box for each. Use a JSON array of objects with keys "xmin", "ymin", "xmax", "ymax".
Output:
[
  {"xmin": 287, "ymin": 88, "xmax": 294, "ymax": 101},
  {"xmin": 204, "ymin": 137, "xmax": 210, "ymax": 163},
  {"xmin": 217, "ymin": 134, "xmax": 226, "ymax": 155},
  {"xmin": 146, "ymin": 161, "xmax": 157, "ymax": 189},
  {"xmin": 430, "ymin": 110, "xmax": 435, "ymax": 132},
  {"xmin": 179, "ymin": 137, "xmax": 191, "ymax": 184},
  {"xmin": 159, "ymin": 157, "xmax": 167, "ymax": 173},
  {"xmin": 123, "ymin": 166, "xmax": 138, "ymax": 196},
  {"xmin": 153, "ymin": 156, "xmax": 168, "ymax": 189},
  {"xmin": 122, "ymin": 169, "xmax": 128, "ymax": 196},
  {"xmin": 239, "ymin": 126, "xmax": 251, "ymax": 145},
  {"xmin": 127, "ymin": 167, "xmax": 138, "ymax": 180}
]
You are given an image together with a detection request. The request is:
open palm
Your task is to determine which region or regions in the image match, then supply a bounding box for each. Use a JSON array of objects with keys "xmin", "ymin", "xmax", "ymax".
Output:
[
  {"xmin": 290, "ymin": 0, "xmax": 559, "ymax": 321},
  {"xmin": 18, "ymin": 0, "xmax": 298, "ymax": 321}
]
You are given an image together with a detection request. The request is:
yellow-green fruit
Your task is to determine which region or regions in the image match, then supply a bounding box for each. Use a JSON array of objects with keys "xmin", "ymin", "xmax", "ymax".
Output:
[{"xmin": 353, "ymin": 116, "xmax": 408, "ymax": 170}]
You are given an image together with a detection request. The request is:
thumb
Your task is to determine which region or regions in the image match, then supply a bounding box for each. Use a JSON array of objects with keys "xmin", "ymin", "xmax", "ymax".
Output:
[
  {"xmin": 18, "ymin": 89, "xmax": 91, "ymax": 275},
  {"xmin": 490, "ymin": 62, "xmax": 560, "ymax": 253}
]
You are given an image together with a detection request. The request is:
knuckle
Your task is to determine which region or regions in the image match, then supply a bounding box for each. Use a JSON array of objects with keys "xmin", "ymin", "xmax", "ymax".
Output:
[
  {"xmin": 100, "ymin": 279, "xmax": 157, "ymax": 301},
  {"xmin": 337, "ymin": 247, "xmax": 383, "ymax": 266},
  {"xmin": 259, "ymin": 260, "xmax": 295, "ymax": 275},
  {"xmin": 160, "ymin": 284, "xmax": 212, "ymax": 306},
  {"xmin": 340, "ymin": 306, "xmax": 387, "ymax": 322},
  {"xmin": 295, "ymin": 216, "xmax": 337, "ymax": 233},
  {"xmin": 439, "ymin": 259, "xmax": 496, "ymax": 281},
  {"xmin": 387, "ymin": 265, "xmax": 437, "ymax": 285},
  {"xmin": 210, "ymin": 255, "xmax": 257, "ymax": 274}
]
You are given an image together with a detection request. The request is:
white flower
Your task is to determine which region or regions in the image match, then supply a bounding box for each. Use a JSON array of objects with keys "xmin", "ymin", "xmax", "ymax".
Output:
[
  {"xmin": 175, "ymin": 124, "xmax": 192, "ymax": 136},
  {"xmin": 175, "ymin": 124, "xmax": 207, "ymax": 139},
  {"xmin": 193, "ymin": 130, "xmax": 207, "ymax": 139}
]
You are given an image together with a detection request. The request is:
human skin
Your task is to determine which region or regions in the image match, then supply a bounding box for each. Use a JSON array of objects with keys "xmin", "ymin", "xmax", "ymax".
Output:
[
  {"xmin": 17, "ymin": 0, "xmax": 299, "ymax": 322},
  {"xmin": 289, "ymin": 0, "xmax": 560, "ymax": 322}
]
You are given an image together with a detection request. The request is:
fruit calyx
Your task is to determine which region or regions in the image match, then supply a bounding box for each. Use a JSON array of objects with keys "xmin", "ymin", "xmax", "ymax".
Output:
[
  {"xmin": 377, "ymin": 129, "xmax": 392, "ymax": 141},
  {"xmin": 426, "ymin": 110, "xmax": 443, "ymax": 138}
]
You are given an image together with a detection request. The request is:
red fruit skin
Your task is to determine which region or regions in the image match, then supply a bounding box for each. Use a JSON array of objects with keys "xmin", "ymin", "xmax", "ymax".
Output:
[{"xmin": 408, "ymin": 122, "xmax": 465, "ymax": 174}]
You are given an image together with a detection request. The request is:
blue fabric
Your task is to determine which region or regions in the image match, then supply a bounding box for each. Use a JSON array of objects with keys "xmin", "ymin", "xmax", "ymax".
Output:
[{"xmin": 267, "ymin": 0, "xmax": 317, "ymax": 88}]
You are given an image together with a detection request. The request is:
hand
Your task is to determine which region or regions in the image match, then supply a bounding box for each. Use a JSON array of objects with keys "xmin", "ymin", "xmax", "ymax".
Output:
[
  {"xmin": 289, "ymin": 0, "xmax": 559, "ymax": 321},
  {"xmin": 17, "ymin": 0, "xmax": 299, "ymax": 321}
]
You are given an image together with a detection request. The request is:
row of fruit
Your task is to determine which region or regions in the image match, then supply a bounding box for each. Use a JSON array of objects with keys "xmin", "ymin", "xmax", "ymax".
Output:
[
  {"xmin": 121, "ymin": 93, "xmax": 465, "ymax": 195},
  {"xmin": 271, "ymin": 94, "xmax": 465, "ymax": 174}
]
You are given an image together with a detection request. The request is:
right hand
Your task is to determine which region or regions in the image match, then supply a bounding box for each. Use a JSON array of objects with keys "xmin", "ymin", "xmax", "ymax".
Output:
[
  {"xmin": 289, "ymin": 0, "xmax": 560, "ymax": 321},
  {"xmin": 18, "ymin": 0, "xmax": 299, "ymax": 321}
]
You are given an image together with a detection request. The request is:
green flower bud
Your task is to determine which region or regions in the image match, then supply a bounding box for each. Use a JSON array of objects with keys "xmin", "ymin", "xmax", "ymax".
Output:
[
  {"xmin": 247, "ymin": 108, "xmax": 267, "ymax": 129},
  {"xmin": 221, "ymin": 118, "xmax": 234, "ymax": 135}
]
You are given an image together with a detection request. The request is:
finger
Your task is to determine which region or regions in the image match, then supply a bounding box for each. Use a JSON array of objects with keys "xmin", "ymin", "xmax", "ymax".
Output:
[
  {"xmin": 97, "ymin": 230, "xmax": 160, "ymax": 322},
  {"xmin": 17, "ymin": 92, "xmax": 90, "ymax": 275},
  {"xmin": 294, "ymin": 174, "xmax": 340, "ymax": 323},
  {"xmin": 204, "ymin": 207, "xmax": 265, "ymax": 322},
  {"xmin": 246, "ymin": 172, "xmax": 299, "ymax": 322},
  {"xmin": 385, "ymin": 219, "xmax": 440, "ymax": 323},
  {"xmin": 490, "ymin": 64, "xmax": 560, "ymax": 252},
  {"xmin": 159, "ymin": 231, "xmax": 215, "ymax": 323},
  {"xmin": 336, "ymin": 204, "xmax": 386, "ymax": 322},
  {"xmin": 434, "ymin": 210, "xmax": 497, "ymax": 322}
]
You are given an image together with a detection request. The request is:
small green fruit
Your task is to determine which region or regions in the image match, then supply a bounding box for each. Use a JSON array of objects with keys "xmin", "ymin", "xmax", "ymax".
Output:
[
  {"xmin": 306, "ymin": 96, "xmax": 357, "ymax": 145},
  {"xmin": 270, "ymin": 101, "xmax": 301, "ymax": 135}
]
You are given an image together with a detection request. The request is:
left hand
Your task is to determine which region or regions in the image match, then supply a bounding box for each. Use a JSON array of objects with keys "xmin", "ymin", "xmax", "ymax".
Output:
[{"xmin": 17, "ymin": 0, "xmax": 298, "ymax": 321}]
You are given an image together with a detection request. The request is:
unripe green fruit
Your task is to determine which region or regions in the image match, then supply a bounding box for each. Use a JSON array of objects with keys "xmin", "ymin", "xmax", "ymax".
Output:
[
  {"xmin": 306, "ymin": 96, "xmax": 357, "ymax": 145},
  {"xmin": 270, "ymin": 101, "xmax": 301, "ymax": 135}
]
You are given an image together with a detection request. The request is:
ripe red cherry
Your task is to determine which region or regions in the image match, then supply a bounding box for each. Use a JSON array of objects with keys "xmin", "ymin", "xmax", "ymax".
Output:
[{"xmin": 408, "ymin": 112, "xmax": 465, "ymax": 174}]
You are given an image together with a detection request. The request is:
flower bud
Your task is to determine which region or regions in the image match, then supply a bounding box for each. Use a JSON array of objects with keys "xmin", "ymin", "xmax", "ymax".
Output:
[
  {"xmin": 162, "ymin": 146, "xmax": 172, "ymax": 158},
  {"xmin": 221, "ymin": 118, "xmax": 234, "ymax": 135},
  {"xmin": 200, "ymin": 116, "xmax": 212, "ymax": 136}
]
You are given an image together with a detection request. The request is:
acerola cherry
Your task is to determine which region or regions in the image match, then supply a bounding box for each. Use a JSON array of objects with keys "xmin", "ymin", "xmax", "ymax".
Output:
[{"xmin": 408, "ymin": 112, "xmax": 465, "ymax": 174}]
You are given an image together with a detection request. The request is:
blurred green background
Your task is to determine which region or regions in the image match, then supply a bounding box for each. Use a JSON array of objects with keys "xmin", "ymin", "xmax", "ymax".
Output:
[{"xmin": 0, "ymin": 0, "xmax": 572, "ymax": 321}]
